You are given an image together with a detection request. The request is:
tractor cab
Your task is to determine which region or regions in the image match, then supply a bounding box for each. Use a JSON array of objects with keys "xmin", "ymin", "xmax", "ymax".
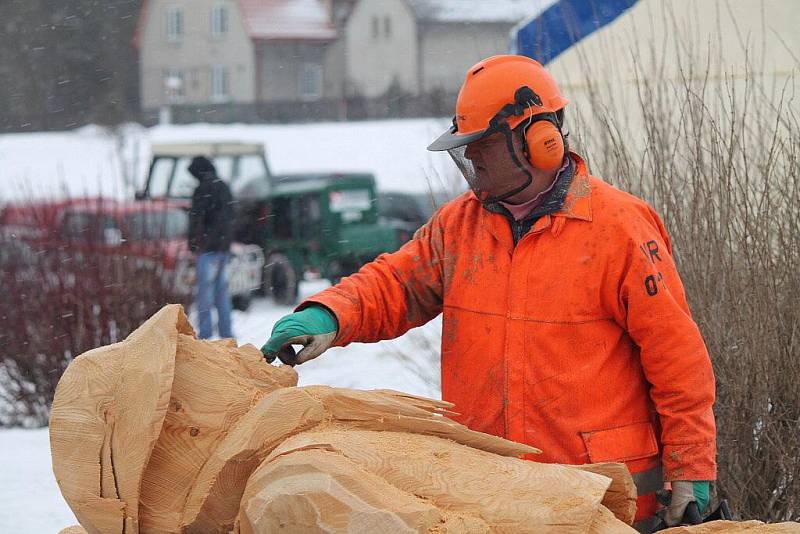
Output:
[
  {"xmin": 138, "ymin": 141, "xmax": 414, "ymax": 305},
  {"xmin": 139, "ymin": 141, "xmax": 271, "ymax": 200},
  {"xmin": 234, "ymin": 171, "xmax": 404, "ymax": 304}
]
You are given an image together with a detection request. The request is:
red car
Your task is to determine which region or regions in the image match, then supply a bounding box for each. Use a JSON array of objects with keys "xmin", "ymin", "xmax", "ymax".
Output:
[{"xmin": 0, "ymin": 198, "xmax": 263, "ymax": 310}]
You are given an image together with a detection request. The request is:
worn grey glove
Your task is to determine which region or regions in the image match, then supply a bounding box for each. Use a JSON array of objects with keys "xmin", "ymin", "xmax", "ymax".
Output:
[
  {"xmin": 260, "ymin": 306, "xmax": 338, "ymax": 366},
  {"xmin": 665, "ymin": 481, "xmax": 710, "ymax": 526}
]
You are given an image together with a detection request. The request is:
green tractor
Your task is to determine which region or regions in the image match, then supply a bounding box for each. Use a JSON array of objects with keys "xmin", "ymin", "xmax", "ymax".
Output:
[
  {"xmin": 244, "ymin": 173, "xmax": 412, "ymax": 304},
  {"xmin": 140, "ymin": 141, "xmax": 413, "ymax": 305}
]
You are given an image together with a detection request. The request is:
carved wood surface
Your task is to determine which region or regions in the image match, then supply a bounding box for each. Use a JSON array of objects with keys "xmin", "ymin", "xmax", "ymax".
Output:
[
  {"xmin": 49, "ymin": 305, "xmax": 798, "ymax": 534},
  {"xmin": 50, "ymin": 305, "xmax": 191, "ymax": 534},
  {"xmin": 139, "ymin": 335, "xmax": 297, "ymax": 533},
  {"xmin": 575, "ymin": 462, "xmax": 638, "ymax": 525},
  {"xmin": 237, "ymin": 427, "xmax": 635, "ymax": 533},
  {"xmin": 662, "ymin": 521, "xmax": 800, "ymax": 533}
]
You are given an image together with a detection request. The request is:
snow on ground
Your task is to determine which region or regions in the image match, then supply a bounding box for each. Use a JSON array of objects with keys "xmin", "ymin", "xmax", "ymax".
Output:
[
  {"xmin": 0, "ymin": 428, "xmax": 77, "ymax": 532},
  {"xmin": 0, "ymin": 125, "xmax": 133, "ymax": 202},
  {"xmin": 230, "ymin": 279, "xmax": 441, "ymax": 397},
  {"xmin": 0, "ymin": 281, "xmax": 442, "ymax": 533},
  {"xmin": 146, "ymin": 119, "xmax": 458, "ymax": 194},
  {"xmin": 0, "ymin": 118, "xmax": 450, "ymax": 531},
  {"xmin": 0, "ymin": 118, "xmax": 459, "ymax": 203}
]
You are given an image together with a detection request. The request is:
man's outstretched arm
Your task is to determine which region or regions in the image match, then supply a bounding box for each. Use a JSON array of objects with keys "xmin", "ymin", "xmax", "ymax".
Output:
[{"xmin": 262, "ymin": 210, "xmax": 447, "ymax": 364}]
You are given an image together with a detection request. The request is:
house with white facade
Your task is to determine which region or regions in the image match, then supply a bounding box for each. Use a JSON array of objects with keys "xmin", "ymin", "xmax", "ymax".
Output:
[
  {"xmin": 338, "ymin": 0, "xmax": 538, "ymax": 97},
  {"xmin": 135, "ymin": 0, "xmax": 341, "ymax": 118},
  {"xmin": 134, "ymin": 0, "xmax": 541, "ymax": 121}
]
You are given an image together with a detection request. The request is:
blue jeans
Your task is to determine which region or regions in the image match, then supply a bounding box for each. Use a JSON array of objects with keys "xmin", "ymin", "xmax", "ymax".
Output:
[{"xmin": 196, "ymin": 252, "xmax": 232, "ymax": 339}]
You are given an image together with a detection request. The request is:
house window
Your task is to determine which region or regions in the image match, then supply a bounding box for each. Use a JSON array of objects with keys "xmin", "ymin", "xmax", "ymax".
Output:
[
  {"xmin": 163, "ymin": 68, "xmax": 185, "ymax": 103},
  {"xmin": 371, "ymin": 16, "xmax": 379, "ymax": 38},
  {"xmin": 211, "ymin": 65, "xmax": 230, "ymax": 102},
  {"xmin": 299, "ymin": 63, "xmax": 323, "ymax": 101},
  {"xmin": 211, "ymin": 5, "xmax": 229, "ymax": 37},
  {"xmin": 384, "ymin": 16, "xmax": 391, "ymax": 37},
  {"xmin": 166, "ymin": 7, "xmax": 183, "ymax": 42}
]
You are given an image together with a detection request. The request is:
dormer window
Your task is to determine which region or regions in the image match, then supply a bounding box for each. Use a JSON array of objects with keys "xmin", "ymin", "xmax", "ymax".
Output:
[
  {"xmin": 211, "ymin": 5, "xmax": 229, "ymax": 38},
  {"xmin": 166, "ymin": 7, "xmax": 183, "ymax": 43}
]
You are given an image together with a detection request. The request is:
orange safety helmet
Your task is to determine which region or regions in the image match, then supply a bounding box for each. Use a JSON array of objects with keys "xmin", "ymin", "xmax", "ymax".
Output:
[
  {"xmin": 429, "ymin": 55, "xmax": 568, "ymax": 150},
  {"xmin": 429, "ymin": 55, "xmax": 570, "ymax": 200}
]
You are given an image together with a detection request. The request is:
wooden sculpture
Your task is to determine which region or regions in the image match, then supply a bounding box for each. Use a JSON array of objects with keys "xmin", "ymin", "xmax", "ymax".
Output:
[{"xmin": 50, "ymin": 305, "xmax": 800, "ymax": 534}]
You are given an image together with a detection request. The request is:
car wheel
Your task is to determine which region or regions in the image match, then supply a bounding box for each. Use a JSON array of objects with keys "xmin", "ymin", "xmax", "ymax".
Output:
[
  {"xmin": 263, "ymin": 253, "xmax": 298, "ymax": 306},
  {"xmin": 231, "ymin": 293, "xmax": 252, "ymax": 312},
  {"xmin": 328, "ymin": 257, "xmax": 365, "ymax": 285}
]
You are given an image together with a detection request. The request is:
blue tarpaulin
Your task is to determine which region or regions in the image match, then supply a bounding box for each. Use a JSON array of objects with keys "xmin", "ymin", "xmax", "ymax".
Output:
[{"xmin": 512, "ymin": 0, "xmax": 640, "ymax": 64}]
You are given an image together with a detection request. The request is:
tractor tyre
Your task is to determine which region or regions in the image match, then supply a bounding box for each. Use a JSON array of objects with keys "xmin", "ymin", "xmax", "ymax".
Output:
[
  {"xmin": 231, "ymin": 293, "xmax": 252, "ymax": 312},
  {"xmin": 263, "ymin": 253, "xmax": 298, "ymax": 306}
]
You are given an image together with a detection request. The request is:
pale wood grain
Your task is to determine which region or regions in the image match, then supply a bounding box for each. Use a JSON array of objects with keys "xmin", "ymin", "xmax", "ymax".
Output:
[
  {"xmin": 236, "ymin": 449, "xmax": 459, "ymax": 534},
  {"xmin": 49, "ymin": 304, "xmax": 187, "ymax": 534},
  {"xmin": 306, "ymin": 386, "xmax": 540, "ymax": 457},
  {"xmin": 181, "ymin": 384, "xmax": 540, "ymax": 532},
  {"xmin": 662, "ymin": 521, "xmax": 800, "ymax": 533},
  {"xmin": 258, "ymin": 427, "xmax": 632, "ymax": 533},
  {"xmin": 57, "ymin": 305, "xmax": 791, "ymax": 534},
  {"xmin": 574, "ymin": 462, "xmax": 638, "ymax": 525},
  {"xmin": 181, "ymin": 387, "xmax": 324, "ymax": 533},
  {"xmin": 588, "ymin": 505, "xmax": 637, "ymax": 534},
  {"xmin": 139, "ymin": 334, "xmax": 297, "ymax": 533}
]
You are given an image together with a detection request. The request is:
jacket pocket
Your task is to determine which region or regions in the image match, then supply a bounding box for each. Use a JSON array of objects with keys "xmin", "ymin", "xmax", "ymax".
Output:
[{"xmin": 581, "ymin": 421, "xmax": 658, "ymax": 463}]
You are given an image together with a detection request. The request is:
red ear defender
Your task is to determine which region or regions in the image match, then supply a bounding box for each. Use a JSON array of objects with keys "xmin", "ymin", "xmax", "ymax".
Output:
[{"xmin": 525, "ymin": 120, "xmax": 565, "ymax": 172}]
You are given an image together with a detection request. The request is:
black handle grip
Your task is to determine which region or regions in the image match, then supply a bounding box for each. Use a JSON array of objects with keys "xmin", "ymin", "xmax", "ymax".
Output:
[{"xmin": 683, "ymin": 502, "xmax": 704, "ymax": 525}]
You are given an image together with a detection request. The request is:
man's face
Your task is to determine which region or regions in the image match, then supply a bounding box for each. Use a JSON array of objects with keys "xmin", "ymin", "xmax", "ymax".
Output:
[
  {"xmin": 464, "ymin": 132, "xmax": 507, "ymax": 173},
  {"xmin": 460, "ymin": 130, "xmax": 533, "ymax": 202}
]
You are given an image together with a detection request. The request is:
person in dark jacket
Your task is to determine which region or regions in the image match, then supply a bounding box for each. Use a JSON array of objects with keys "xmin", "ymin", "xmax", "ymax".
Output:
[{"xmin": 188, "ymin": 156, "xmax": 235, "ymax": 339}]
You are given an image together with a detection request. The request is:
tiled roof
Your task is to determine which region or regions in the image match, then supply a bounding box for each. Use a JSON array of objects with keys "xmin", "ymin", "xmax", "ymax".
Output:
[
  {"xmin": 237, "ymin": 0, "xmax": 337, "ymax": 40},
  {"xmin": 405, "ymin": 0, "xmax": 554, "ymax": 24},
  {"xmin": 133, "ymin": 0, "xmax": 337, "ymax": 47}
]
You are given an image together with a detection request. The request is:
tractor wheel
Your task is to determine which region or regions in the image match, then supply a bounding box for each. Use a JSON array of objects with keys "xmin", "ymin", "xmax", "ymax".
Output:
[
  {"xmin": 231, "ymin": 293, "xmax": 252, "ymax": 312},
  {"xmin": 328, "ymin": 257, "xmax": 366, "ymax": 285},
  {"xmin": 263, "ymin": 253, "xmax": 298, "ymax": 306}
]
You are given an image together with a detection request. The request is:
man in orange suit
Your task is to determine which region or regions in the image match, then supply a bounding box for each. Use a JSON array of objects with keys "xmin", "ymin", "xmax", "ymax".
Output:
[{"xmin": 261, "ymin": 55, "xmax": 717, "ymax": 532}]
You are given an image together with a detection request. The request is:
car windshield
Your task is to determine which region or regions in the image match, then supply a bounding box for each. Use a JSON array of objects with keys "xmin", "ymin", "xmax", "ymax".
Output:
[
  {"xmin": 61, "ymin": 211, "xmax": 118, "ymax": 242},
  {"xmin": 124, "ymin": 209, "xmax": 188, "ymax": 241}
]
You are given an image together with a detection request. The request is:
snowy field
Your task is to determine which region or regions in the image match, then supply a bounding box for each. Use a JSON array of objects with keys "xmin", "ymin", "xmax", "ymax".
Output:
[
  {"xmin": 231, "ymin": 280, "xmax": 441, "ymax": 396},
  {"xmin": 0, "ymin": 119, "xmax": 451, "ymax": 532},
  {"xmin": 0, "ymin": 118, "xmax": 460, "ymax": 203},
  {"xmin": 0, "ymin": 427, "xmax": 73, "ymax": 533},
  {"xmin": 0, "ymin": 280, "xmax": 442, "ymax": 533}
]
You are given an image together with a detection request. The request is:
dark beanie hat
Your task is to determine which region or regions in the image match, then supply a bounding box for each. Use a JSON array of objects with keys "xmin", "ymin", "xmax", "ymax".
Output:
[{"xmin": 188, "ymin": 156, "xmax": 217, "ymax": 180}]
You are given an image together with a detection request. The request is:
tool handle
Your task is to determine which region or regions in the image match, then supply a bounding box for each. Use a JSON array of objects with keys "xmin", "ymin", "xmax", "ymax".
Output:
[{"xmin": 682, "ymin": 502, "xmax": 703, "ymax": 525}]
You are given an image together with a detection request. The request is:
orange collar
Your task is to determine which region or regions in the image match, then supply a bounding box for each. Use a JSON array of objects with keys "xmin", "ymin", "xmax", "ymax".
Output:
[{"xmin": 553, "ymin": 152, "xmax": 593, "ymax": 222}]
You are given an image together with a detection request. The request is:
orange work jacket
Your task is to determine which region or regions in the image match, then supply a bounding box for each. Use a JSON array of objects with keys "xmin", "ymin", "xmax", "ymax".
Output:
[{"xmin": 304, "ymin": 152, "xmax": 717, "ymax": 520}]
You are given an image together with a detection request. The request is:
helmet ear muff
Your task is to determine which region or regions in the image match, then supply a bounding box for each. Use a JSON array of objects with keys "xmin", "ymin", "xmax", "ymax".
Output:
[{"xmin": 524, "ymin": 120, "xmax": 564, "ymax": 172}]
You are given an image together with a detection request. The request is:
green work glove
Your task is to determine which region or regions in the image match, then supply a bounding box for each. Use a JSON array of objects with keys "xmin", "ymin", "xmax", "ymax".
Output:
[
  {"xmin": 665, "ymin": 481, "xmax": 710, "ymax": 526},
  {"xmin": 261, "ymin": 306, "xmax": 338, "ymax": 366}
]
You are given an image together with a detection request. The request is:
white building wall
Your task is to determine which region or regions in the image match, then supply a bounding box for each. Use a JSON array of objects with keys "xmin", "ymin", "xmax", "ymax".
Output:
[
  {"xmin": 139, "ymin": 0, "xmax": 256, "ymax": 109},
  {"xmin": 538, "ymin": 0, "xmax": 799, "ymax": 192},
  {"xmin": 545, "ymin": 0, "xmax": 799, "ymax": 125},
  {"xmin": 419, "ymin": 22, "xmax": 513, "ymax": 93},
  {"xmin": 343, "ymin": 0, "xmax": 419, "ymax": 97}
]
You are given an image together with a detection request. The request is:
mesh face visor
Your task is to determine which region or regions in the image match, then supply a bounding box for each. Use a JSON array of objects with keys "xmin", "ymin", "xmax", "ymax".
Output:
[
  {"xmin": 447, "ymin": 125, "xmax": 535, "ymax": 203},
  {"xmin": 428, "ymin": 91, "xmax": 560, "ymax": 203}
]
